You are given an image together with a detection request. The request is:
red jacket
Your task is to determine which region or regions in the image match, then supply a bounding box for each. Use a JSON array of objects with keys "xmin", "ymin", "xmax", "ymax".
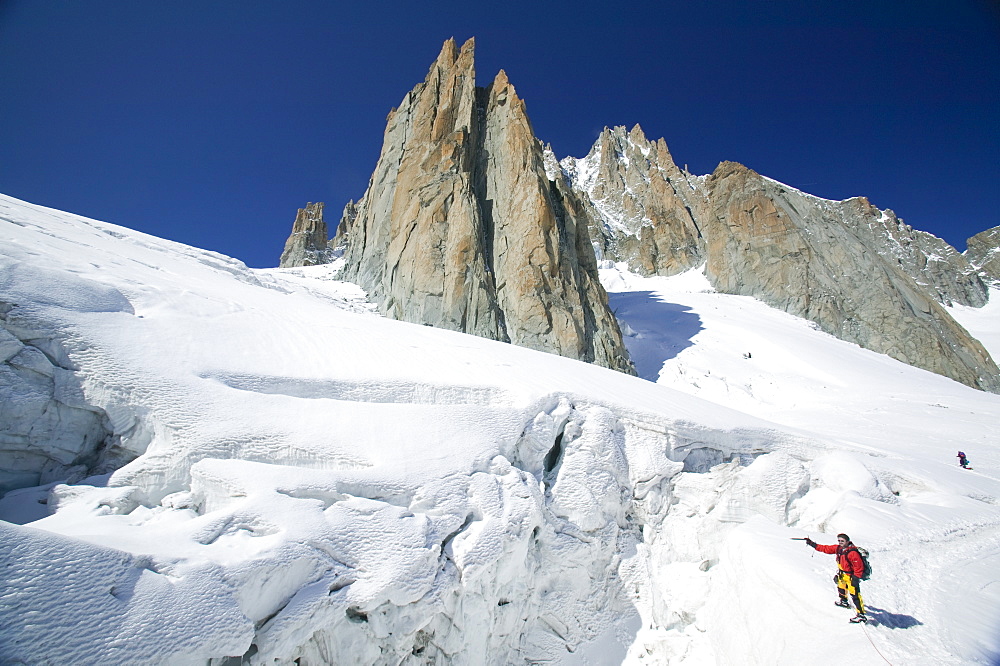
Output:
[{"xmin": 815, "ymin": 543, "xmax": 865, "ymax": 577}]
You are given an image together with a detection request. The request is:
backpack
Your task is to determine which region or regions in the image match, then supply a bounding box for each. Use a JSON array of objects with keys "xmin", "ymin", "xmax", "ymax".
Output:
[{"xmin": 850, "ymin": 546, "xmax": 872, "ymax": 580}]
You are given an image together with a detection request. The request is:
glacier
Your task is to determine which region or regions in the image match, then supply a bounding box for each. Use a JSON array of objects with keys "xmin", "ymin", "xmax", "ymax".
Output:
[{"xmin": 2, "ymin": 192, "xmax": 999, "ymax": 664}]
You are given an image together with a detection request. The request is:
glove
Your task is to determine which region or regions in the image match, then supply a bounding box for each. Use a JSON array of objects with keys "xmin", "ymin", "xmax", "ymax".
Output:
[
  {"xmin": 850, "ymin": 575, "xmax": 860, "ymax": 587},
  {"xmin": 804, "ymin": 538, "xmax": 816, "ymax": 548}
]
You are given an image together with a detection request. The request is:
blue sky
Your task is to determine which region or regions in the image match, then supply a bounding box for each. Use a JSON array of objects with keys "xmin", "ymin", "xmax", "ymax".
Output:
[{"xmin": 2, "ymin": 1, "xmax": 998, "ymax": 268}]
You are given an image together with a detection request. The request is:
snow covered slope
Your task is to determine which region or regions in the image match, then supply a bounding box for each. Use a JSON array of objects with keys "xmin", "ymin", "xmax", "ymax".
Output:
[{"xmin": 2, "ymin": 194, "xmax": 999, "ymax": 664}]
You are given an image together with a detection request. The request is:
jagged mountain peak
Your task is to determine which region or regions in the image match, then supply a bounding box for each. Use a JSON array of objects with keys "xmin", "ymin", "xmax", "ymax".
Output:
[
  {"xmin": 709, "ymin": 159, "xmax": 757, "ymax": 180},
  {"xmin": 491, "ymin": 67, "xmax": 510, "ymax": 88},
  {"xmin": 430, "ymin": 36, "xmax": 474, "ymax": 70},
  {"xmin": 324, "ymin": 39, "xmax": 635, "ymax": 374},
  {"xmin": 277, "ymin": 202, "xmax": 329, "ymax": 268},
  {"xmin": 558, "ymin": 123, "xmax": 997, "ymax": 390},
  {"xmin": 627, "ymin": 123, "xmax": 647, "ymax": 144},
  {"xmin": 279, "ymin": 39, "xmax": 999, "ymax": 391}
]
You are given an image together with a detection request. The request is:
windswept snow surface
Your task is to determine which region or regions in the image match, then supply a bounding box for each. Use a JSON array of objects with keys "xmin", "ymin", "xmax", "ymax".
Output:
[{"xmin": 1, "ymin": 194, "xmax": 999, "ymax": 665}]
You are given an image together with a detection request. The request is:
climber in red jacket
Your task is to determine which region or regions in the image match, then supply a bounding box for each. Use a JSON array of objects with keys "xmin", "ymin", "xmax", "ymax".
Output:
[{"xmin": 804, "ymin": 533, "xmax": 868, "ymax": 624}]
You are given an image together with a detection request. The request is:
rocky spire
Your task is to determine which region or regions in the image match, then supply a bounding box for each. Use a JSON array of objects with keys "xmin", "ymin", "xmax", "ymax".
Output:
[
  {"xmin": 560, "ymin": 125, "xmax": 707, "ymax": 276},
  {"xmin": 332, "ymin": 38, "xmax": 634, "ymax": 374},
  {"xmin": 283, "ymin": 39, "xmax": 997, "ymax": 390},
  {"xmin": 278, "ymin": 202, "xmax": 329, "ymax": 267}
]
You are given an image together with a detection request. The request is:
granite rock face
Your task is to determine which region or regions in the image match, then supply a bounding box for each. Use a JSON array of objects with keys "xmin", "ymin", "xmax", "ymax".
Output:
[
  {"xmin": 966, "ymin": 226, "xmax": 1000, "ymax": 287},
  {"xmin": 560, "ymin": 125, "xmax": 707, "ymax": 277},
  {"xmin": 557, "ymin": 130, "xmax": 999, "ymax": 392},
  {"xmin": 278, "ymin": 202, "xmax": 330, "ymax": 268},
  {"xmin": 831, "ymin": 197, "xmax": 988, "ymax": 308},
  {"xmin": 330, "ymin": 38, "xmax": 633, "ymax": 374},
  {"xmin": 701, "ymin": 162, "xmax": 999, "ymax": 392},
  {"xmin": 332, "ymin": 38, "xmax": 501, "ymax": 343},
  {"xmin": 280, "ymin": 43, "xmax": 998, "ymax": 390}
]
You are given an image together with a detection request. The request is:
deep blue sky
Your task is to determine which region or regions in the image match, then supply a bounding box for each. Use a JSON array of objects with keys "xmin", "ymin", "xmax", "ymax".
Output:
[{"xmin": 2, "ymin": 1, "xmax": 998, "ymax": 268}]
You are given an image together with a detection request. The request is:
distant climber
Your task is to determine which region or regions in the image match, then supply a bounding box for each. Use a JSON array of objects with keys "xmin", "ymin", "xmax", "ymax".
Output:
[
  {"xmin": 802, "ymin": 533, "xmax": 868, "ymax": 624},
  {"xmin": 957, "ymin": 451, "xmax": 971, "ymax": 469}
]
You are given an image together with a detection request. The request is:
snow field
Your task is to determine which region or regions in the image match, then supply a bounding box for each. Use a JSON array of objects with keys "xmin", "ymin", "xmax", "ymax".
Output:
[{"xmin": 2, "ymin": 194, "xmax": 999, "ymax": 664}]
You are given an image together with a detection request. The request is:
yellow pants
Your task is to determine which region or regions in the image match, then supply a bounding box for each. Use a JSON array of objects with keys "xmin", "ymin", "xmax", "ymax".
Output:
[{"xmin": 836, "ymin": 571, "xmax": 866, "ymax": 614}]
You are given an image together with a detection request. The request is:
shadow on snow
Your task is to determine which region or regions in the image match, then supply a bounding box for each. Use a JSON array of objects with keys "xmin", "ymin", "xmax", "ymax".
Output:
[
  {"xmin": 865, "ymin": 606, "xmax": 923, "ymax": 629},
  {"xmin": 608, "ymin": 291, "xmax": 703, "ymax": 382}
]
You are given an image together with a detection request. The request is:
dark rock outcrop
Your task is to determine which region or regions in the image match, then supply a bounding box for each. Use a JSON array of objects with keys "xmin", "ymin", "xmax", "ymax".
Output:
[{"xmin": 278, "ymin": 202, "xmax": 330, "ymax": 267}]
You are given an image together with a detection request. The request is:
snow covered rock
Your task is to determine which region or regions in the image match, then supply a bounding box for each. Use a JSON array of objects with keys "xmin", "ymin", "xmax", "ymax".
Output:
[
  {"xmin": 559, "ymin": 124, "xmax": 708, "ymax": 277},
  {"xmin": 966, "ymin": 225, "xmax": 1000, "ymax": 287}
]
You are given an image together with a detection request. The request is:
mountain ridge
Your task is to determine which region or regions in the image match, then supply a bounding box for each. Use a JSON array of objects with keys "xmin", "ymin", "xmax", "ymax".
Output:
[{"xmin": 280, "ymin": 39, "xmax": 1000, "ymax": 392}]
